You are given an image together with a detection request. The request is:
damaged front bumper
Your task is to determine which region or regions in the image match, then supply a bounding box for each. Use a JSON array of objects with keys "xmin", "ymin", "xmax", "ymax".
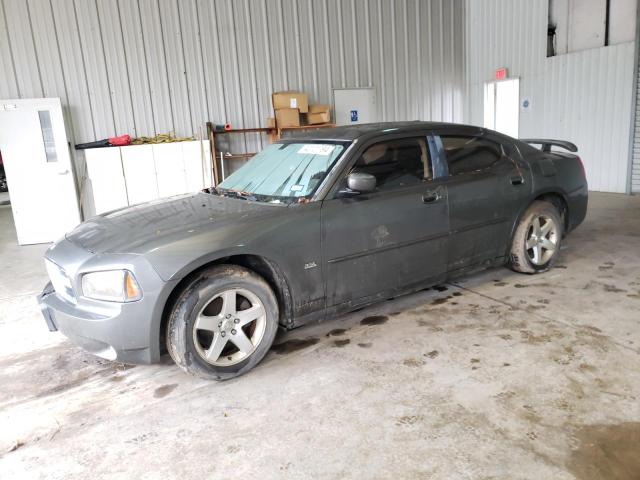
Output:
[{"xmin": 38, "ymin": 282, "xmax": 58, "ymax": 332}]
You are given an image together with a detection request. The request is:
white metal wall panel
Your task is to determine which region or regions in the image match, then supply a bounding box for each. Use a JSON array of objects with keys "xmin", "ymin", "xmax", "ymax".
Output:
[
  {"xmin": 234, "ymin": 0, "xmax": 263, "ymax": 153},
  {"xmin": 198, "ymin": 0, "xmax": 228, "ymax": 124},
  {"xmin": 1, "ymin": 0, "xmax": 465, "ymax": 151},
  {"xmin": 74, "ymin": 0, "xmax": 116, "ymax": 140},
  {"xmin": 96, "ymin": 0, "xmax": 136, "ymax": 138},
  {"xmin": 26, "ymin": 1, "xmax": 66, "ymax": 100},
  {"xmin": 466, "ymin": 0, "xmax": 636, "ymax": 193},
  {"xmin": 632, "ymin": 41, "xmax": 640, "ymax": 193},
  {"xmin": 49, "ymin": 0, "xmax": 96, "ymax": 144},
  {"xmin": 179, "ymin": 0, "xmax": 210, "ymax": 140},
  {"xmin": 139, "ymin": 0, "xmax": 174, "ymax": 135},
  {"xmin": 118, "ymin": 0, "xmax": 156, "ymax": 138},
  {"xmin": 3, "ymin": 0, "xmax": 42, "ymax": 98},
  {"xmin": 159, "ymin": 0, "xmax": 192, "ymax": 137},
  {"xmin": 0, "ymin": 1, "xmax": 18, "ymax": 99}
]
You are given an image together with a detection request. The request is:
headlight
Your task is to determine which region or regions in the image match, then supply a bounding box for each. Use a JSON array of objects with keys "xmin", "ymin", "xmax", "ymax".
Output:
[{"xmin": 81, "ymin": 270, "xmax": 142, "ymax": 302}]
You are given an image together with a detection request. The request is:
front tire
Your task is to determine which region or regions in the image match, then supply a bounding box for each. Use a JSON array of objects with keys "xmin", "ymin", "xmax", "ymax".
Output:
[
  {"xmin": 509, "ymin": 200, "xmax": 563, "ymax": 274},
  {"xmin": 167, "ymin": 265, "xmax": 279, "ymax": 380}
]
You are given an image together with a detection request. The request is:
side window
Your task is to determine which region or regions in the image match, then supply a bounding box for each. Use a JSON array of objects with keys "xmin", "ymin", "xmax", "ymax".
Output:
[
  {"xmin": 440, "ymin": 135, "xmax": 502, "ymax": 176},
  {"xmin": 353, "ymin": 137, "xmax": 431, "ymax": 191}
]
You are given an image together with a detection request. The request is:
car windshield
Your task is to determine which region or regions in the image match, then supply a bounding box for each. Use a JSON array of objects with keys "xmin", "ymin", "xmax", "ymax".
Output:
[{"xmin": 217, "ymin": 142, "xmax": 346, "ymax": 203}]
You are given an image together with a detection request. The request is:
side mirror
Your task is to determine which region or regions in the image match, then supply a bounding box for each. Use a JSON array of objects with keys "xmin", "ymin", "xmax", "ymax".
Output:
[{"xmin": 345, "ymin": 172, "xmax": 376, "ymax": 194}]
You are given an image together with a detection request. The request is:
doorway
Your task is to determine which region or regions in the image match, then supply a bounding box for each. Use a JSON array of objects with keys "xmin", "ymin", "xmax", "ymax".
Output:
[{"xmin": 484, "ymin": 78, "xmax": 520, "ymax": 138}]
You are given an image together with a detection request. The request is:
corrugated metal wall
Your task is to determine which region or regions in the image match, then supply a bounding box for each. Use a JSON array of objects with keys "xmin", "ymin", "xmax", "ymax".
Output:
[
  {"xmin": 0, "ymin": 0, "xmax": 465, "ymax": 154},
  {"xmin": 466, "ymin": 0, "xmax": 636, "ymax": 193},
  {"xmin": 632, "ymin": 31, "xmax": 640, "ymax": 193}
]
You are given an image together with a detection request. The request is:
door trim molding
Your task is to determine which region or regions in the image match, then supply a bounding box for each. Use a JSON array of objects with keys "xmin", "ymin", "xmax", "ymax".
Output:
[{"xmin": 327, "ymin": 231, "xmax": 449, "ymax": 264}]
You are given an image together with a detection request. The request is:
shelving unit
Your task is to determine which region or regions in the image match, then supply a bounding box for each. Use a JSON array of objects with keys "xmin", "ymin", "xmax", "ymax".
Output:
[{"xmin": 206, "ymin": 122, "xmax": 336, "ymax": 184}]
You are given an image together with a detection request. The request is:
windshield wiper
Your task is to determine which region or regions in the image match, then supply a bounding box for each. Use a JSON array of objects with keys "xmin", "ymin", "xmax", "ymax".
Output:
[{"xmin": 217, "ymin": 188, "xmax": 256, "ymax": 201}]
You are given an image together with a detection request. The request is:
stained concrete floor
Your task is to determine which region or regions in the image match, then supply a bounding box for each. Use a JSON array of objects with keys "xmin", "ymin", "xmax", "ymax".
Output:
[{"xmin": 0, "ymin": 192, "xmax": 639, "ymax": 479}]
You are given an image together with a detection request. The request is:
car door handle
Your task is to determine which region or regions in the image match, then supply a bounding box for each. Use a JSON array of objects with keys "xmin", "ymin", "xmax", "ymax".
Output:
[
  {"xmin": 422, "ymin": 191, "xmax": 440, "ymax": 203},
  {"xmin": 510, "ymin": 175, "xmax": 524, "ymax": 185},
  {"xmin": 58, "ymin": 170, "xmax": 69, "ymax": 176}
]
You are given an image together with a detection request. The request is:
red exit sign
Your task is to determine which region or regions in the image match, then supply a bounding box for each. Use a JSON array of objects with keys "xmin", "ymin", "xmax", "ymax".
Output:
[{"xmin": 495, "ymin": 68, "xmax": 508, "ymax": 80}]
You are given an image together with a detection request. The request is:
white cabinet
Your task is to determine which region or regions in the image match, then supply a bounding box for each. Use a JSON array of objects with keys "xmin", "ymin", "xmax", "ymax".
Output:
[
  {"xmin": 154, "ymin": 143, "xmax": 187, "ymax": 198},
  {"xmin": 121, "ymin": 145, "xmax": 158, "ymax": 205},
  {"xmin": 84, "ymin": 140, "xmax": 212, "ymax": 217},
  {"xmin": 183, "ymin": 141, "xmax": 212, "ymax": 192},
  {"xmin": 84, "ymin": 147, "xmax": 128, "ymax": 216}
]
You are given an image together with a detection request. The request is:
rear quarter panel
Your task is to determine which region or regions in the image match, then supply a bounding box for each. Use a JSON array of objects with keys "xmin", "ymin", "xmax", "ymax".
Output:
[{"xmin": 527, "ymin": 150, "xmax": 588, "ymax": 232}]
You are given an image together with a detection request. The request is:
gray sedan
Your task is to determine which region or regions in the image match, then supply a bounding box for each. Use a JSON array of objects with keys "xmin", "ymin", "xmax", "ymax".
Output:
[{"xmin": 39, "ymin": 122, "xmax": 588, "ymax": 380}]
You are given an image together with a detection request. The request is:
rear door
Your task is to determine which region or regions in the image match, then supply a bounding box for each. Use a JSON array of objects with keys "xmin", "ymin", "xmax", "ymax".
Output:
[
  {"xmin": 322, "ymin": 134, "xmax": 449, "ymax": 309},
  {"xmin": 431, "ymin": 128, "xmax": 528, "ymax": 271}
]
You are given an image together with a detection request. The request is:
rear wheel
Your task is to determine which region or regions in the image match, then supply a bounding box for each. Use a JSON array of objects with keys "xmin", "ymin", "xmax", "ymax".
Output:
[
  {"xmin": 167, "ymin": 265, "xmax": 279, "ymax": 380},
  {"xmin": 509, "ymin": 200, "xmax": 562, "ymax": 274}
]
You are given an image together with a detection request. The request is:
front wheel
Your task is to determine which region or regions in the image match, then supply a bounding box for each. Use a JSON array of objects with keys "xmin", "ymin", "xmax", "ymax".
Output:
[
  {"xmin": 509, "ymin": 200, "xmax": 563, "ymax": 274},
  {"xmin": 167, "ymin": 265, "xmax": 279, "ymax": 380}
]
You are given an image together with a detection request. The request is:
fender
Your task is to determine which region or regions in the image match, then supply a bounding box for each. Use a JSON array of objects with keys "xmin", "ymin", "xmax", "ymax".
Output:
[
  {"xmin": 149, "ymin": 249, "xmax": 297, "ymax": 362},
  {"xmin": 506, "ymin": 188, "xmax": 570, "ymax": 257}
]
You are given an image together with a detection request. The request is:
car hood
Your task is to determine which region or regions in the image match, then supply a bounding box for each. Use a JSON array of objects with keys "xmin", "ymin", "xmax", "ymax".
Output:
[{"xmin": 66, "ymin": 192, "xmax": 285, "ymax": 254}]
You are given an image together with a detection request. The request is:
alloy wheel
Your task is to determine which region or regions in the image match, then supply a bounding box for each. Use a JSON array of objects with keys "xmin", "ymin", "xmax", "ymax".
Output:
[
  {"xmin": 525, "ymin": 215, "xmax": 558, "ymax": 266},
  {"xmin": 192, "ymin": 288, "xmax": 267, "ymax": 366}
]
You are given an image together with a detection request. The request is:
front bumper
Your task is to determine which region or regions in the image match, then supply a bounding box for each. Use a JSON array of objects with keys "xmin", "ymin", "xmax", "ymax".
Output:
[
  {"xmin": 38, "ymin": 283, "xmax": 157, "ymax": 364},
  {"xmin": 38, "ymin": 282, "xmax": 57, "ymax": 332},
  {"xmin": 38, "ymin": 238, "xmax": 175, "ymax": 365}
]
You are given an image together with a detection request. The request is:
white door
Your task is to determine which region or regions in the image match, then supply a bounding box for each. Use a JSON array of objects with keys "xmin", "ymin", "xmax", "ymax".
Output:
[
  {"xmin": 0, "ymin": 98, "xmax": 80, "ymax": 245},
  {"xmin": 333, "ymin": 87, "xmax": 377, "ymax": 126},
  {"xmin": 484, "ymin": 78, "xmax": 520, "ymax": 138}
]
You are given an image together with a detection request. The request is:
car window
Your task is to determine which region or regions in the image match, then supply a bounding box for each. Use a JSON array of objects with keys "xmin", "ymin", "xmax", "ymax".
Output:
[
  {"xmin": 353, "ymin": 137, "xmax": 431, "ymax": 192},
  {"xmin": 439, "ymin": 135, "xmax": 502, "ymax": 176}
]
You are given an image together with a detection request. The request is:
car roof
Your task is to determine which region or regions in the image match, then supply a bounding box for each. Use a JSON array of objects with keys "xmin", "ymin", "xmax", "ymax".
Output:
[{"xmin": 282, "ymin": 121, "xmax": 486, "ymax": 142}]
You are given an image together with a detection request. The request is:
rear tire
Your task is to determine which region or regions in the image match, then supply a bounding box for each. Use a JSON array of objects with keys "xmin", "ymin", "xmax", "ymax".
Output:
[
  {"xmin": 509, "ymin": 200, "xmax": 563, "ymax": 274},
  {"xmin": 167, "ymin": 265, "xmax": 279, "ymax": 380}
]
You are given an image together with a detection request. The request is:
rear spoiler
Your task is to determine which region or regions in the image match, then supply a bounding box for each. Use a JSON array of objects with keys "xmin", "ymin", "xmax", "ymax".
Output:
[{"xmin": 520, "ymin": 139, "xmax": 578, "ymax": 153}]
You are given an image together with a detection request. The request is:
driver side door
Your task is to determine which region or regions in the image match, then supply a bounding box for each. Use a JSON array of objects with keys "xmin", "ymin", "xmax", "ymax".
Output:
[{"xmin": 321, "ymin": 134, "xmax": 449, "ymax": 310}]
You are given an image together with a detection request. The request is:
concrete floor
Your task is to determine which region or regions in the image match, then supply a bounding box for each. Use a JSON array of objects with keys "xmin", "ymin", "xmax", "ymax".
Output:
[{"xmin": 1, "ymin": 192, "xmax": 639, "ymax": 479}]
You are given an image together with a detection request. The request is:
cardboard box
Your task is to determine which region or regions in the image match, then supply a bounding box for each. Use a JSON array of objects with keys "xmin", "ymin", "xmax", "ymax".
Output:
[
  {"xmin": 275, "ymin": 108, "xmax": 300, "ymax": 128},
  {"xmin": 307, "ymin": 104, "xmax": 331, "ymax": 124},
  {"xmin": 307, "ymin": 111, "xmax": 331, "ymax": 125},
  {"xmin": 266, "ymin": 117, "xmax": 276, "ymax": 129},
  {"xmin": 272, "ymin": 91, "xmax": 309, "ymax": 113},
  {"xmin": 309, "ymin": 104, "xmax": 331, "ymax": 114}
]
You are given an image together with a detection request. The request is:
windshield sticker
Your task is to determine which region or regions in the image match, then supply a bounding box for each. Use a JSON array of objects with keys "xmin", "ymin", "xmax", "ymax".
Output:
[
  {"xmin": 290, "ymin": 184, "xmax": 304, "ymax": 192},
  {"xmin": 298, "ymin": 144, "xmax": 335, "ymax": 156}
]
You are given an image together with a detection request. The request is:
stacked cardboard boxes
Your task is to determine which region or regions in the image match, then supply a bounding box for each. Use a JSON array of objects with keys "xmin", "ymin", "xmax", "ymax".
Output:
[
  {"xmin": 270, "ymin": 91, "xmax": 332, "ymax": 128},
  {"xmin": 307, "ymin": 104, "xmax": 331, "ymax": 125},
  {"xmin": 272, "ymin": 91, "xmax": 308, "ymax": 128}
]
